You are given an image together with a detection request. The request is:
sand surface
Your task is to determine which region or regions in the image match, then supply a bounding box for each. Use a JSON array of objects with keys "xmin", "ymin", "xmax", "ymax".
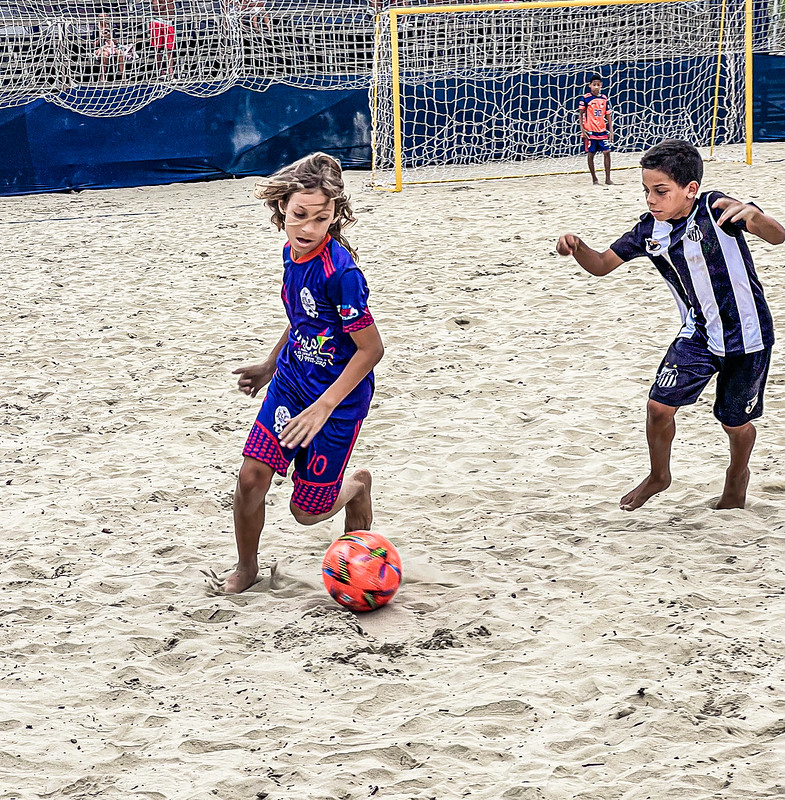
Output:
[{"xmin": 2, "ymin": 145, "xmax": 785, "ymax": 799}]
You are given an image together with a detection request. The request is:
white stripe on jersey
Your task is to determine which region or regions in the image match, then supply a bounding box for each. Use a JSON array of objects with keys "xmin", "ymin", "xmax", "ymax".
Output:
[
  {"xmin": 651, "ymin": 219, "xmax": 695, "ymax": 339},
  {"xmin": 680, "ymin": 203, "xmax": 726, "ymax": 355},
  {"xmin": 706, "ymin": 194, "xmax": 765, "ymax": 353}
]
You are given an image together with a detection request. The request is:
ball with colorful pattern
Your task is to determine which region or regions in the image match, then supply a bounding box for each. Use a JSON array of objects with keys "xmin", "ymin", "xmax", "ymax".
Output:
[{"xmin": 322, "ymin": 531, "xmax": 402, "ymax": 612}]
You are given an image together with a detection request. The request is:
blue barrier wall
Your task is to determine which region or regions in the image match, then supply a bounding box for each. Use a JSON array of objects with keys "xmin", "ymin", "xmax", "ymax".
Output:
[
  {"xmin": 0, "ymin": 84, "xmax": 370, "ymax": 195},
  {"xmin": 1, "ymin": 53, "xmax": 784, "ymax": 196},
  {"xmin": 754, "ymin": 54, "xmax": 785, "ymax": 141}
]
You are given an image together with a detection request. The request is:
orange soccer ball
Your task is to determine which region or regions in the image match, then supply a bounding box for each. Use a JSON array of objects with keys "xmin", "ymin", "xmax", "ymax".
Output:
[{"xmin": 322, "ymin": 531, "xmax": 402, "ymax": 612}]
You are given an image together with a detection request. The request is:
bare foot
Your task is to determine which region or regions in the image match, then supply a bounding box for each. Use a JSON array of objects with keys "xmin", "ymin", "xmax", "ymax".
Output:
[
  {"xmin": 202, "ymin": 564, "xmax": 258, "ymax": 594},
  {"xmin": 592, "ymin": 178, "xmax": 599, "ymax": 185},
  {"xmin": 344, "ymin": 468, "xmax": 373, "ymax": 532},
  {"xmin": 716, "ymin": 468, "xmax": 750, "ymax": 509},
  {"xmin": 605, "ymin": 179, "xmax": 615, "ymax": 185},
  {"xmin": 619, "ymin": 473, "xmax": 671, "ymax": 511}
]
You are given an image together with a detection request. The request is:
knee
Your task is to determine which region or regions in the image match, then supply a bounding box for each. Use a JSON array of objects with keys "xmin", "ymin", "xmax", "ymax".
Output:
[
  {"xmin": 289, "ymin": 502, "xmax": 324, "ymax": 526},
  {"xmin": 721, "ymin": 420, "xmax": 756, "ymax": 439},
  {"xmin": 646, "ymin": 399, "xmax": 676, "ymax": 427},
  {"xmin": 237, "ymin": 458, "xmax": 273, "ymax": 497}
]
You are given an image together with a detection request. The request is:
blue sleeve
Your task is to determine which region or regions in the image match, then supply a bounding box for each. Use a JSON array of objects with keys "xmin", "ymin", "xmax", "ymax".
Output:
[
  {"xmin": 609, "ymin": 220, "xmax": 649, "ymax": 262},
  {"xmin": 326, "ymin": 267, "xmax": 374, "ymax": 333}
]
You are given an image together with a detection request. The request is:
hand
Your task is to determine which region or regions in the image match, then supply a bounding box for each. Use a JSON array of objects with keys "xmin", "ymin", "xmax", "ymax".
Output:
[
  {"xmin": 278, "ymin": 400, "xmax": 332, "ymax": 450},
  {"xmin": 712, "ymin": 196, "xmax": 759, "ymax": 227},
  {"xmin": 581, "ymin": 131, "xmax": 589, "ymax": 141},
  {"xmin": 232, "ymin": 361, "xmax": 275, "ymax": 398},
  {"xmin": 556, "ymin": 234, "xmax": 581, "ymax": 256}
]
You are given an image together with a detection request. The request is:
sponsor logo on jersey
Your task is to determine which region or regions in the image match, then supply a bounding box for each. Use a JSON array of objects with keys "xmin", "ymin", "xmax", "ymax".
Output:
[
  {"xmin": 292, "ymin": 327, "xmax": 335, "ymax": 367},
  {"xmin": 645, "ymin": 237, "xmax": 663, "ymax": 255},
  {"xmin": 686, "ymin": 221, "xmax": 703, "ymax": 242},
  {"xmin": 655, "ymin": 362, "xmax": 679, "ymax": 389},
  {"xmin": 300, "ymin": 287, "xmax": 318, "ymax": 318},
  {"xmin": 338, "ymin": 304, "xmax": 360, "ymax": 321}
]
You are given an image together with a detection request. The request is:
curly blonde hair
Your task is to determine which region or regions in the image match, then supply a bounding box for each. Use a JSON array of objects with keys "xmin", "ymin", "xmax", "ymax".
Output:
[{"xmin": 253, "ymin": 152, "xmax": 357, "ymax": 259}]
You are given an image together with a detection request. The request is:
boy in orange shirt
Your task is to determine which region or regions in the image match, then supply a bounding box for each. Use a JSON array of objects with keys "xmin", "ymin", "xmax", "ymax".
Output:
[{"xmin": 578, "ymin": 73, "xmax": 613, "ymax": 184}]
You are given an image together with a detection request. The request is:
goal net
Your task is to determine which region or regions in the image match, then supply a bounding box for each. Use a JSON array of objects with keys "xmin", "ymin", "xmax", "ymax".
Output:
[
  {"xmin": 0, "ymin": 1, "xmax": 374, "ymax": 117},
  {"xmin": 370, "ymin": 0, "xmax": 750, "ymax": 190}
]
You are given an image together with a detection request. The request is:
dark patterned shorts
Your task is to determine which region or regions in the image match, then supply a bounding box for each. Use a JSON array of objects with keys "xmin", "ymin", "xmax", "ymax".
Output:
[{"xmin": 649, "ymin": 337, "xmax": 772, "ymax": 426}]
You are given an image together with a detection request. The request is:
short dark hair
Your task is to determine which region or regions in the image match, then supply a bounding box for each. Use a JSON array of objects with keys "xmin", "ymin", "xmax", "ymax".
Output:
[
  {"xmin": 588, "ymin": 73, "xmax": 603, "ymax": 84},
  {"xmin": 640, "ymin": 139, "xmax": 703, "ymax": 186}
]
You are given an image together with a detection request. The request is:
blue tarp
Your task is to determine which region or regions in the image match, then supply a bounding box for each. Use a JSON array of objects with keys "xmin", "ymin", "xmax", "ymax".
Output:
[
  {"xmin": 0, "ymin": 84, "xmax": 371, "ymax": 195},
  {"xmin": 1, "ymin": 54, "xmax": 785, "ymax": 196},
  {"xmin": 753, "ymin": 54, "xmax": 785, "ymax": 142}
]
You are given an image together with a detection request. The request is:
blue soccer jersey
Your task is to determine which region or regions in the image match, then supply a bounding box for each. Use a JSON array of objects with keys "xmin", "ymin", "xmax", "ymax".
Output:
[
  {"xmin": 274, "ymin": 235, "xmax": 375, "ymax": 419},
  {"xmin": 610, "ymin": 191, "xmax": 774, "ymax": 356}
]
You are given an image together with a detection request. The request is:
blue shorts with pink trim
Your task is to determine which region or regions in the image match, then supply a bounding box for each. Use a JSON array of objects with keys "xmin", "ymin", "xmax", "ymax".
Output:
[{"xmin": 242, "ymin": 378, "xmax": 363, "ymax": 515}]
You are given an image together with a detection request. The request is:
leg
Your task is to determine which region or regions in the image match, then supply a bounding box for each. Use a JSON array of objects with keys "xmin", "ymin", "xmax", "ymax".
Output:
[
  {"xmin": 717, "ymin": 422, "xmax": 756, "ymax": 509},
  {"xmin": 713, "ymin": 347, "xmax": 770, "ymax": 509},
  {"xmin": 603, "ymin": 150, "xmax": 613, "ymax": 184},
  {"xmin": 221, "ymin": 456, "xmax": 274, "ymax": 593},
  {"xmin": 587, "ymin": 151, "xmax": 598, "ymax": 184},
  {"xmin": 290, "ymin": 469, "xmax": 373, "ymax": 531},
  {"xmin": 620, "ymin": 399, "xmax": 676, "ymax": 511},
  {"xmin": 287, "ymin": 417, "xmax": 372, "ymax": 531}
]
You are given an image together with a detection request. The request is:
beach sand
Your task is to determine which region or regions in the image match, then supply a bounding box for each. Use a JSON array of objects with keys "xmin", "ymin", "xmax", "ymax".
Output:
[{"xmin": 2, "ymin": 145, "xmax": 785, "ymax": 799}]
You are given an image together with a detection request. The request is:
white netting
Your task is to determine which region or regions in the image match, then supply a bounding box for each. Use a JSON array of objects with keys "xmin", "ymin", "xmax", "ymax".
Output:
[
  {"xmin": 0, "ymin": 1, "xmax": 375, "ymax": 116},
  {"xmin": 371, "ymin": 1, "xmax": 749, "ymax": 188}
]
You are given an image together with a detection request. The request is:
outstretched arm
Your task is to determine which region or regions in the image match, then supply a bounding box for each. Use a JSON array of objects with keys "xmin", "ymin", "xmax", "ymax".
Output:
[
  {"xmin": 557, "ymin": 234, "xmax": 624, "ymax": 276},
  {"xmin": 713, "ymin": 196, "xmax": 785, "ymax": 245},
  {"xmin": 279, "ymin": 323, "xmax": 384, "ymax": 449},
  {"xmin": 232, "ymin": 324, "xmax": 290, "ymax": 397}
]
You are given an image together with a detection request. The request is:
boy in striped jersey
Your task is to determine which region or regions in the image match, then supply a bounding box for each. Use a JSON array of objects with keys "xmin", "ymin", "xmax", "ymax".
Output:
[{"xmin": 557, "ymin": 139, "xmax": 784, "ymax": 511}]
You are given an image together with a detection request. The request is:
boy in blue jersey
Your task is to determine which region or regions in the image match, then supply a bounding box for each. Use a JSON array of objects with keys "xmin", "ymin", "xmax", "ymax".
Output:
[
  {"xmin": 557, "ymin": 139, "xmax": 784, "ymax": 511},
  {"xmin": 209, "ymin": 153, "xmax": 384, "ymax": 594}
]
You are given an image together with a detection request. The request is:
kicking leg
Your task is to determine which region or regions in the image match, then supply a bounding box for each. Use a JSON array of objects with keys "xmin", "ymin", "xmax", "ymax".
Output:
[
  {"xmin": 290, "ymin": 469, "xmax": 373, "ymax": 532},
  {"xmin": 717, "ymin": 422, "xmax": 756, "ymax": 509},
  {"xmin": 620, "ymin": 399, "xmax": 676, "ymax": 511}
]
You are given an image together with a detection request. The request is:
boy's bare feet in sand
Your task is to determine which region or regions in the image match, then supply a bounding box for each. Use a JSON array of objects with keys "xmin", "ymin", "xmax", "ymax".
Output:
[
  {"xmin": 202, "ymin": 563, "xmax": 259, "ymax": 594},
  {"xmin": 343, "ymin": 469, "xmax": 373, "ymax": 531},
  {"xmin": 619, "ymin": 473, "xmax": 671, "ymax": 511},
  {"xmin": 716, "ymin": 467, "xmax": 750, "ymax": 509}
]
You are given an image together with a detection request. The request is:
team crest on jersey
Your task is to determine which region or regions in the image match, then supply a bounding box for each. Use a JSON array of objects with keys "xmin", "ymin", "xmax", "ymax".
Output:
[
  {"xmin": 655, "ymin": 362, "xmax": 679, "ymax": 389},
  {"xmin": 686, "ymin": 221, "xmax": 703, "ymax": 242},
  {"xmin": 273, "ymin": 405, "xmax": 291, "ymax": 435},
  {"xmin": 645, "ymin": 238, "xmax": 663, "ymax": 255},
  {"xmin": 300, "ymin": 287, "xmax": 318, "ymax": 318}
]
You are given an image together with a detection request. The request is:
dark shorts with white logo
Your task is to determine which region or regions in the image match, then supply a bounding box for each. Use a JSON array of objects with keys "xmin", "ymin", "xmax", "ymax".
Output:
[{"xmin": 649, "ymin": 337, "xmax": 772, "ymax": 427}]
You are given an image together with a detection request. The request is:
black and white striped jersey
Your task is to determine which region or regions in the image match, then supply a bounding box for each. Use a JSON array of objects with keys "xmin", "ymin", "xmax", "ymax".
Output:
[{"xmin": 610, "ymin": 191, "xmax": 774, "ymax": 356}]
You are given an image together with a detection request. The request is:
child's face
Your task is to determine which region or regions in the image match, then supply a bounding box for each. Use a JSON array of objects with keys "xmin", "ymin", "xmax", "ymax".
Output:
[
  {"xmin": 642, "ymin": 168, "xmax": 699, "ymax": 221},
  {"xmin": 281, "ymin": 189, "xmax": 337, "ymax": 260},
  {"xmin": 589, "ymin": 79, "xmax": 603, "ymax": 96}
]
